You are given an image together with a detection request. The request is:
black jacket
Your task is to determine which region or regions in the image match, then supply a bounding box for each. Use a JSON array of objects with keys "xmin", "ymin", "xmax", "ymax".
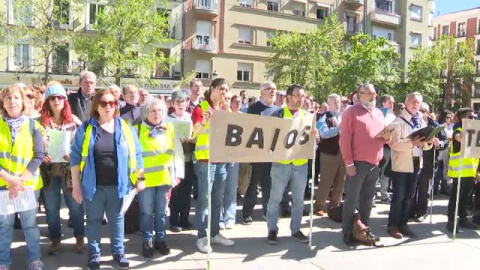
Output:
[
  {"xmin": 68, "ymin": 89, "xmax": 91, "ymax": 122},
  {"xmin": 422, "ymin": 117, "xmax": 448, "ymax": 173}
]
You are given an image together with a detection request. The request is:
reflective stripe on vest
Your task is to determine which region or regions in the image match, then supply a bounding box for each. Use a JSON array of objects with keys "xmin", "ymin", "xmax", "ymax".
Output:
[
  {"xmin": 447, "ymin": 127, "xmax": 479, "ymax": 178},
  {"xmin": 0, "ymin": 118, "xmax": 43, "ymax": 190},
  {"xmin": 278, "ymin": 107, "xmax": 308, "ymax": 166},
  {"xmin": 194, "ymin": 100, "xmax": 211, "ymax": 160},
  {"xmin": 137, "ymin": 122, "xmax": 174, "ymax": 187},
  {"xmin": 80, "ymin": 119, "xmax": 138, "ymax": 183}
]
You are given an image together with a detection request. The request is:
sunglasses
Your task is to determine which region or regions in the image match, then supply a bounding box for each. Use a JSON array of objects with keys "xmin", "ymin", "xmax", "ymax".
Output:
[
  {"xmin": 48, "ymin": 95, "xmax": 65, "ymax": 101},
  {"xmin": 25, "ymin": 94, "xmax": 35, "ymax": 100},
  {"xmin": 99, "ymin": 100, "xmax": 117, "ymax": 108}
]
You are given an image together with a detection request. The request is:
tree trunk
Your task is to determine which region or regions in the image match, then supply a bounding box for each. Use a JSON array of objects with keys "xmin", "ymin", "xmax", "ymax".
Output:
[
  {"xmin": 462, "ymin": 79, "xmax": 472, "ymax": 107},
  {"xmin": 44, "ymin": 55, "xmax": 50, "ymax": 84},
  {"xmin": 115, "ymin": 67, "xmax": 121, "ymax": 86}
]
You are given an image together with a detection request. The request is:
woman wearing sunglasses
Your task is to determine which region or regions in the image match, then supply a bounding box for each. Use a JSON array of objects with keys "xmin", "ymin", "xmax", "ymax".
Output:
[
  {"xmin": 38, "ymin": 82, "xmax": 85, "ymax": 256},
  {"xmin": 70, "ymin": 89, "xmax": 145, "ymax": 270},
  {"xmin": 0, "ymin": 85, "xmax": 45, "ymax": 270}
]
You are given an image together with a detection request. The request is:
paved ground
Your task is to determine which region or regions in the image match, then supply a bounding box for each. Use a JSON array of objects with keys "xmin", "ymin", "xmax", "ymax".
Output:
[{"xmin": 11, "ymin": 194, "xmax": 480, "ymax": 270}]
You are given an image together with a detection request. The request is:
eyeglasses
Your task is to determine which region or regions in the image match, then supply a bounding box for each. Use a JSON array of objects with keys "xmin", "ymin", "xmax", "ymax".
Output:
[
  {"xmin": 468, "ymin": 115, "xmax": 476, "ymax": 119},
  {"xmin": 48, "ymin": 96, "xmax": 65, "ymax": 101},
  {"xmin": 25, "ymin": 94, "xmax": 35, "ymax": 100},
  {"xmin": 99, "ymin": 100, "xmax": 117, "ymax": 108}
]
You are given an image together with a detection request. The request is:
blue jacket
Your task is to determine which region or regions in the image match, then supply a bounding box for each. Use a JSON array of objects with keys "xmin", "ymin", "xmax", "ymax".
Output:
[{"xmin": 70, "ymin": 117, "xmax": 144, "ymax": 201}]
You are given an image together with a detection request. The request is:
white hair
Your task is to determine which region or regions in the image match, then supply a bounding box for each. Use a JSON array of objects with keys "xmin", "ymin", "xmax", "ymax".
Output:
[
  {"xmin": 260, "ymin": 81, "xmax": 276, "ymax": 91},
  {"xmin": 327, "ymin": 93, "xmax": 341, "ymax": 103},
  {"xmin": 421, "ymin": 102, "xmax": 430, "ymax": 112},
  {"xmin": 108, "ymin": 84, "xmax": 121, "ymax": 92},
  {"xmin": 79, "ymin": 71, "xmax": 96, "ymax": 83},
  {"xmin": 358, "ymin": 83, "xmax": 375, "ymax": 94},
  {"xmin": 405, "ymin": 92, "xmax": 423, "ymax": 103},
  {"xmin": 140, "ymin": 99, "xmax": 168, "ymax": 121}
]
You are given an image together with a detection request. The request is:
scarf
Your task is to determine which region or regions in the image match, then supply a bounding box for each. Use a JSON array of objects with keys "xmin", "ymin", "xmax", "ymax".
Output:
[
  {"xmin": 144, "ymin": 120, "xmax": 166, "ymax": 138},
  {"xmin": 4, "ymin": 114, "xmax": 26, "ymax": 145}
]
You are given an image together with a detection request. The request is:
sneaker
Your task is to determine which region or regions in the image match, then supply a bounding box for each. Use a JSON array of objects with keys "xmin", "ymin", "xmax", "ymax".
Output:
[
  {"xmin": 380, "ymin": 197, "xmax": 391, "ymax": 204},
  {"xmin": 211, "ymin": 234, "xmax": 235, "ymax": 247},
  {"xmin": 458, "ymin": 219, "xmax": 479, "ymax": 230},
  {"xmin": 87, "ymin": 253, "xmax": 101, "ymax": 270},
  {"xmin": 219, "ymin": 223, "xmax": 226, "ymax": 230},
  {"xmin": 113, "ymin": 253, "xmax": 129, "ymax": 270},
  {"xmin": 242, "ymin": 216, "xmax": 253, "ymax": 225},
  {"xmin": 28, "ymin": 260, "xmax": 44, "ymax": 270},
  {"xmin": 142, "ymin": 240, "xmax": 154, "ymax": 258},
  {"xmin": 292, "ymin": 231, "xmax": 309, "ymax": 243},
  {"xmin": 267, "ymin": 230, "xmax": 278, "ymax": 245},
  {"xmin": 414, "ymin": 214, "xmax": 427, "ymax": 223},
  {"xmin": 196, "ymin": 237, "xmax": 211, "ymax": 253},
  {"xmin": 225, "ymin": 223, "xmax": 234, "ymax": 230},
  {"xmin": 0, "ymin": 265, "xmax": 9, "ymax": 270},
  {"xmin": 154, "ymin": 241, "xmax": 171, "ymax": 255}
]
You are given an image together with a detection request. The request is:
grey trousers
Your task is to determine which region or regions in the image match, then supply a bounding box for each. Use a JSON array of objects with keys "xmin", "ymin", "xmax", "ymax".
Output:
[{"xmin": 342, "ymin": 161, "xmax": 380, "ymax": 234}]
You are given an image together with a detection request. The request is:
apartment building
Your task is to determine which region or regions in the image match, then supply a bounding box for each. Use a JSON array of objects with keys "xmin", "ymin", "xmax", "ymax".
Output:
[
  {"xmin": 0, "ymin": 0, "xmax": 183, "ymax": 93},
  {"xmin": 433, "ymin": 7, "xmax": 480, "ymax": 110}
]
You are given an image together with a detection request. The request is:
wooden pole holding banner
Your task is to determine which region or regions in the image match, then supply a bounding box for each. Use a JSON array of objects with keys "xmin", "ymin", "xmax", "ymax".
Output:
[
  {"xmin": 309, "ymin": 115, "xmax": 317, "ymax": 247},
  {"xmin": 207, "ymin": 126, "xmax": 212, "ymax": 269},
  {"xmin": 429, "ymin": 150, "xmax": 436, "ymax": 224},
  {"xmin": 452, "ymin": 159, "xmax": 463, "ymax": 240}
]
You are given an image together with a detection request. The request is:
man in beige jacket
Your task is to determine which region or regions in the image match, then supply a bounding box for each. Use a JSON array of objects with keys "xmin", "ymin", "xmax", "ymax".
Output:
[{"xmin": 387, "ymin": 92, "xmax": 435, "ymax": 239}]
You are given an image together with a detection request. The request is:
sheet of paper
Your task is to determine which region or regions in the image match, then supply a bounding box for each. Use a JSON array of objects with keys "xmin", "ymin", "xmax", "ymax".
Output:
[
  {"xmin": 48, "ymin": 130, "xmax": 70, "ymax": 163},
  {"xmin": 173, "ymin": 120, "xmax": 193, "ymax": 140},
  {"xmin": 0, "ymin": 186, "xmax": 37, "ymax": 215},
  {"xmin": 120, "ymin": 188, "xmax": 137, "ymax": 216}
]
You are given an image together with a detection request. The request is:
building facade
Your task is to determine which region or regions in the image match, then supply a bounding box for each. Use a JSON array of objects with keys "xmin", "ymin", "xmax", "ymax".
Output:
[{"xmin": 433, "ymin": 7, "xmax": 480, "ymax": 110}]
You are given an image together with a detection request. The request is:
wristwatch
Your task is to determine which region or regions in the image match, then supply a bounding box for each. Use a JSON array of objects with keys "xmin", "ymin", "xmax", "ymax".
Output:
[{"xmin": 138, "ymin": 176, "xmax": 146, "ymax": 181}]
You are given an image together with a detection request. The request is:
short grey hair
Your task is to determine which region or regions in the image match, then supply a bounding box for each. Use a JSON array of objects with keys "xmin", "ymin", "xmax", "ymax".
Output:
[
  {"xmin": 327, "ymin": 93, "xmax": 340, "ymax": 102},
  {"xmin": 421, "ymin": 102, "xmax": 430, "ymax": 112},
  {"xmin": 108, "ymin": 84, "xmax": 121, "ymax": 93},
  {"xmin": 122, "ymin": 84, "xmax": 138, "ymax": 95},
  {"xmin": 79, "ymin": 71, "xmax": 96, "ymax": 83},
  {"xmin": 260, "ymin": 81, "xmax": 276, "ymax": 91},
  {"xmin": 140, "ymin": 99, "xmax": 168, "ymax": 121},
  {"xmin": 358, "ymin": 83, "xmax": 375, "ymax": 94},
  {"xmin": 405, "ymin": 92, "xmax": 423, "ymax": 103}
]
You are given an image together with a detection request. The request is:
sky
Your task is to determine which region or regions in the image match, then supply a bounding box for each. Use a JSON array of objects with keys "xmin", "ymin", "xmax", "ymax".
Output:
[{"xmin": 435, "ymin": 0, "xmax": 480, "ymax": 15}]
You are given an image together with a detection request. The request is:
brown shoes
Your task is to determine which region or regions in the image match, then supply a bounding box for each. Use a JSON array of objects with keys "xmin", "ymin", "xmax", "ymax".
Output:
[
  {"xmin": 74, "ymin": 236, "xmax": 86, "ymax": 254},
  {"xmin": 399, "ymin": 224, "xmax": 417, "ymax": 238},
  {"xmin": 315, "ymin": 210, "xmax": 325, "ymax": 216},
  {"xmin": 48, "ymin": 240, "xmax": 61, "ymax": 255},
  {"xmin": 387, "ymin": 225, "xmax": 403, "ymax": 239}
]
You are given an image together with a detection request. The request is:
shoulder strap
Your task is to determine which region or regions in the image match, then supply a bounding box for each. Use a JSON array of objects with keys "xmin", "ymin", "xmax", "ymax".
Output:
[
  {"xmin": 136, "ymin": 123, "xmax": 142, "ymax": 136},
  {"xmin": 399, "ymin": 116, "xmax": 414, "ymax": 129},
  {"xmin": 30, "ymin": 118, "xmax": 35, "ymax": 136}
]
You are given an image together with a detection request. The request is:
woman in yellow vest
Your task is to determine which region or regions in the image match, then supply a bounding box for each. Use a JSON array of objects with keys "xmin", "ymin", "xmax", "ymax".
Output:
[
  {"xmin": 136, "ymin": 98, "xmax": 179, "ymax": 258},
  {"xmin": 0, "ymin": 85, "xmax": 45, "ymax": 270},
  {"xmin": 446, "ymin": 107, "xmax": 479, "ymax": 232},
  {"xmin": 191, "ymin": 78, "xmax": 235, "ymax": 253},
  {"xmin": 70, "ymin": 89, "xmax": 145, "ymax": 270}
]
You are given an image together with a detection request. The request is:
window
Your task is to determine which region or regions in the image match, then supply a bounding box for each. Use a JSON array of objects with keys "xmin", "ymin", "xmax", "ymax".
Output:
[
  {"xmin": 195, "ymin": 60, "xmax": 210, "ymax": 79},
  {"xmin": 293, "ymin": 3, "xmax": 305, "ymax": 17},
  {"xmin": 478, "ymin": 19, "xmax": 480, "ymax": 34},
  {"xmin": 266, "ymin": 31, "xmax": 275, "ymax": 46},
  {"xmin": 54, "ymin": 0, "xmax": 70, "ymax": 27},
  {"xmin": 88, "ymin": 2, "xmax": 105, "ymax": 27},
  {"xmin": 433, "ymin": 27, "xmax": 437, "ymax": 40},
  {"xmin": 428, "ymin": 12, "xmax": 434, "ymax": 26},
  {"xmin": 346, "ymin": 15, "xmax": 357, "ymax": 34},
  {"xmin": 8, "ymin": 0, "xmax": 34, "ymax": 25},
  {"xmin": 457, "ymin": 22, "xmax": 466, "ymax": 37},
  {"xmin": 238, "ymin": 27, "xmax": 252, "ymax": 44},
  {"xmin": 316, "ymin": 8, "xmax": 328, "ymax": 20},
  {"xmin": 477, "ymin": 39, "xmax": 480, "ymax": 55},
  {"xmin": 454, "ymin": 82, "xmax": 462, "ymax": 97},
  {"xmin": 52, "ymin": 45, "xmax": 69, "ymax": 73},
  {"xmin": 195, "ymin": 21, "xmax": 213, "ymax": 49},
  {"xmin": 239, "ymin": 0, "xmax": 253, "ymax": 7},
  {"xmin": 474, "ymin": 83, "xmax": 480, "ymax": 97},
  {"xmin": 267, "ymin": 0, "xmax": 279, "ymax": 12},
  {"xmin": 154, "ymin": 49, "xmax": 170, "ymax": 78},
  {"xmin": 442, "ymin": 25, "xmax": 449, "ymax": 35},
  {"xmin": 410, "ymin": 5, "xmax": 422, "ymax": 21},
  {"xmin": 373, "ymin": 26, "xmax": 394, "ymax": 41},
  {"xmin": 376, "ymin": 0, "xmax": 393, "ymax": 13},
  {"xmin": 476, "ymin": 60, "xmax": 480, "ymax": 74},
  {"xmin": 410, "ymin": 33, "xmax": 422, "ymax": 48},
  {"xmin": 237, "ymin": 63, "xmax": 253, "ymax": 82},
  {"xmin": 13, "ymin": 44, "xmax": 31, "ymax": 69}
]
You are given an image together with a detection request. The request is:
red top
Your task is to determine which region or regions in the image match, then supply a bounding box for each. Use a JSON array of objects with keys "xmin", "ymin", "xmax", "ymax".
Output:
[
  {"xmin": 191, "ymin": 98, "xmax": 214, "ymax": 125},
  {"xmin": 339, "ymin": 104, "xmax": 387, "ymax": 166}
]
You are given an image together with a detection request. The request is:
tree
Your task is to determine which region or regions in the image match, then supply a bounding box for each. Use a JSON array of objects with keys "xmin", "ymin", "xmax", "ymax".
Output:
[
  {"xmin": 266, "ymin": 16, "xmax": 345, "ymax": 101},
  {"xmin": 2, "ymin": 0, "xmax": 79, "ymax": 83},
  {"xmin": 332, "ymin": 34, "xmax": 401, "ymax": 98},
  {"xmin": 74, "ymin": 0, "xmax": 174, "ymax": 85}
]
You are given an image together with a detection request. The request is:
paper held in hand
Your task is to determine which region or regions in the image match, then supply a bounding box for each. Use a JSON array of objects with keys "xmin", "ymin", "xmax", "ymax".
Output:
[
  {"xmin": 48, "ymin": 130, "xmax": 71, "ymax": 163},
  {"xmin": 374, "ymin": 122, "xmax": 401, "ymax": 138},
  {"xmin": 0, "ymin": 186, "xmax": 37, "ymax": 215},
  {"xmin": 120, "ymin": 188, "xmax": 137, "ymax": 216}
]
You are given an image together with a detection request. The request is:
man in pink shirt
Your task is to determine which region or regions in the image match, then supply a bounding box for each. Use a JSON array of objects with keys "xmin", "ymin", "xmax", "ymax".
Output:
[{"xmin": 339, "ymin": 84, "xmax": 391, "ymax": 246}]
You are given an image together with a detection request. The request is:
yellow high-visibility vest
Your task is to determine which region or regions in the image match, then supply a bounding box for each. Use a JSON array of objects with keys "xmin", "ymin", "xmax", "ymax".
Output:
[
  {"xmin": 194, "ymin": 100, "xmax": 211, "ymax": 160},
  {"xmin": 80, "ymin": 119, "xmax": 138, "ymax": 183},
  {"xmin": 278, "ymin": 107, "xmax": 308, "ymax": 166},
  {"xmin": 448, "ymin": 127, "xmax": 479, "ymax": 178},
  {"xmin": 137, "ymin": 122, "xmax": 174, "ymax": 187},
  {"xmin": 0, "ymin": 118, "xmax": 43, "ymax": 190}
]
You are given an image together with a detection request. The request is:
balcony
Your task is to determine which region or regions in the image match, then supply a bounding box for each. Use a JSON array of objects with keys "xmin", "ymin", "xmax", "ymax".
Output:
[
  {"xmin": 345, "ymin": 0, "xmax": 363, "ymax": 7},
  {"xmin": 370, "ymin": 8, "xmax": 401, "ymax": 27},
  {"xmin": 346, "ymin": 23, "xmax": 362, "ymax": 36},
  {"xmin": 193, "ymin": 0, "xmax": 218, "ymax": 16},
  {"xmin": 192, "ymin": 37, "xmax": 217, "ymax": 53},
  {"xmin": 457, "ymin": 31, "xmax": 466, "ymax": 38}
]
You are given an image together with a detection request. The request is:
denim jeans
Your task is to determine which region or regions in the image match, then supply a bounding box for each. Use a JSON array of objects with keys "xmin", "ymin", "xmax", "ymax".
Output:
[
  {"xmin": 84, "ymin": 186, "xmax": 124, "ymax": 255},
  {"xmin": 43, "ymin": 176, "xmax": 85, "ymax": 240},
  {"xmin": 379, "ymin": 147, "xmax": 391, "ymax": 199},
  {"xmin": 221, "ymin": 163, "xmax": 239, "ymax": 227},
  {"xmin": 170, "ymin": 161, "xmax": 194, "ymax": 226},
  {"xmin": 138, "ymin": 185, "xmax": 169, "ymax": 242},
  {"xmin": 0, "ymin": 190, "xmax": 41, "ymax": 266},
  {"xmin": 194, "ymin": 161, "xmax": 227, "ymax": 238},
  {"xmin": 388, "ymin": 159, "xmax": 421, "ymax": 226},
  {"xmin": 267, "ymin": 163, "xmax": 308, "ymax": 234}
]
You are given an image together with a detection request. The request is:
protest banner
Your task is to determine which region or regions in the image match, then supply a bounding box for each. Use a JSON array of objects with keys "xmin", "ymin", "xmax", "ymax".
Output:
[{"xmin": 209, "ymin": 111, "xmax": 316, "ymax": 163}]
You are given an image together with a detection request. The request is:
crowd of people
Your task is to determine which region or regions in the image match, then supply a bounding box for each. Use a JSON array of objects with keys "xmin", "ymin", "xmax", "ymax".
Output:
[{"xmin": 0, "ymin": 71, "xmax": 479, "ymax": 270}]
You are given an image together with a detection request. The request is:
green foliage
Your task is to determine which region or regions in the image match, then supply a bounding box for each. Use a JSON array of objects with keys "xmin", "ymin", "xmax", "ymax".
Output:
[{"xmin": 74, "ymin": 0, "xmax": 174, "ymax": 85}]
